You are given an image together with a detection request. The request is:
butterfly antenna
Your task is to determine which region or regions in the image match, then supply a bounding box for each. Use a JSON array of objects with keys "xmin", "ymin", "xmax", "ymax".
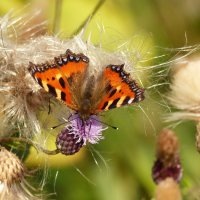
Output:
[
  {"xmin": 51, "ymin": 121, "xmax": 68, "ymax": 129},
  {"xmin": 48, "ymin": 97, "xmax": 52, "ymax": 115},
  {"xmin": 91, "ymin": 117, "xmax": 118, "ymax": 130},
  {"xmin": 51, "ymin": 116, "xmax": 80, "ymax": 129}
]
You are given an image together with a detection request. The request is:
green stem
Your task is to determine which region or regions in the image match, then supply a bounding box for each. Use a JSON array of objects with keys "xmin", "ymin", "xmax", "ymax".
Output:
[
  {"xmin": 52, "ymin": 0, "xmax": 63, "ymax": 34},
  {"xmin": 72, "ymin": 0, "xmax": 105, "ymax": 36},
  {"xmin": 0, "ymin": 137, "xmax": 60, "ymax": 155}
]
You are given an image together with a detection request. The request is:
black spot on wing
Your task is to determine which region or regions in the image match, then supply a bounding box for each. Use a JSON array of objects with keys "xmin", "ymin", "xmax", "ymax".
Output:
[
  {"xmin": 47, "ymin": 84, "xmax": 57, "ymax": 97},
  {"xmin": 108, "ymin": 98, "xmax": 120, "ymax": 109},
  {"xmin": 61, "ymin": 91, "xmax": 66, "ymax": 101},
  {"xmin": 36, "ymin": 78, "xmax": 42, "ymax": 87},
  {"xmin": 105, "ymin": 84, "xmax": 112, "ymax": 93},
  {"xmin": 101, "ymin": 101, "xmax": 108, "ymax": 110},
  {"xmin": 109, "ymin": 89, "xmax": 117, "ymax": 98},
  {"xmin": 122, "ymin": 96, "xmax": 131, "ymax": 106},
  {"xmin": 59, "ymin": 77, "xmax": 65, "ymax": 88}
]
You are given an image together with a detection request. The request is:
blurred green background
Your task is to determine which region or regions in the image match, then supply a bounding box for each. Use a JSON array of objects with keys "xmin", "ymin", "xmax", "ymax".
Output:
[{"xmin": 1, "ymin": 0, "xmax": 200, "ymax": 199}]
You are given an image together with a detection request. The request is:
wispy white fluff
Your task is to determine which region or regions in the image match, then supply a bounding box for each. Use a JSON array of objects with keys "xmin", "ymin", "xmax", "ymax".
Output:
[
  {"xmin": 0, "ymin": 181, "xmax": 41, "ymax": 200},
  {"xmin": 167, "ymin": 58, "xmax": 200, "ymax": 121},
  {"xmin": 0, "ymin": 12, "xmax": 49, "ymax": 137}
]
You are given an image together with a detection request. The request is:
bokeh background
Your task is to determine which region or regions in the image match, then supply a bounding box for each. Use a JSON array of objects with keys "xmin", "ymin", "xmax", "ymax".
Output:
[{"xmin": 1, "ymin": 0, "xmax": 200, "ymax": 199}]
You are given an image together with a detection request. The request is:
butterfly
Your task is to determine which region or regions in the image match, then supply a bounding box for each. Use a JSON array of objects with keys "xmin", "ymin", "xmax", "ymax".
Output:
[{"xmin": 28, "ymin": 49, "xmax": 144, "ymax": 121}]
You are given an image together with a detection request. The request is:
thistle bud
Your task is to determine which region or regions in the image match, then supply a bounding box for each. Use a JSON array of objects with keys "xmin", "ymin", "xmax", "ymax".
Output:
[
  {"xmin": 56, "ymin": 126, "xmax": 84, "ymax": 155},
  {"xmin": 152, "ymin": 129, "xmax": 182, "ymax": 184}
]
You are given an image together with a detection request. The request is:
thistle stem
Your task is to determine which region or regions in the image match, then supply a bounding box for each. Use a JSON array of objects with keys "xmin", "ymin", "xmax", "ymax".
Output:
[
  {"xmin": 0, "ymin": 137, "xmax": 60, "ymax": 155},
  {"xmin": 72, "ymin": 0, "xmax": 105, "ymax": 36},
  {"xmin": 53, "ymin": 0, "xmax": 63, "ymax": 34}
]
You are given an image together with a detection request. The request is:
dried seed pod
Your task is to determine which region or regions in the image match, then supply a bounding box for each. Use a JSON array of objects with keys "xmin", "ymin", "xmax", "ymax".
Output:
[
  {"xmin": 0, "ymin": 147, "xmax": 24, "ymax": 186},
  {"xmin": 0, "ymin": 147, "xmax": 42, "ymax": 199}
]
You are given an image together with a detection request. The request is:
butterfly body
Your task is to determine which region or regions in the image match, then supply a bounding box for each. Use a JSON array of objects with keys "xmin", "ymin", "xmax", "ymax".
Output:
[{"xmin": 28, "ymin": 49, "xmax": 144, "ymax": 121}]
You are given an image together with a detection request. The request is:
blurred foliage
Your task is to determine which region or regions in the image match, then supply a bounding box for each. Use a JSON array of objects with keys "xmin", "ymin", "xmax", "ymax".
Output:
[{"xmin": 1, "ymin": 0, "xmax": 200, "ymax": 199}]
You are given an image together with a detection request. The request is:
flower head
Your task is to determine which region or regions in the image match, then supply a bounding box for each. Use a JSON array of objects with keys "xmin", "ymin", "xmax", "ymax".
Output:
[
  {"xmin": 70, "ymin": 114, "xmax": 106, "ymax": 145},
  {"xmin": 152, "ymin": 129, "xmax": 182, "ymax": 184},
  {"xmin": 168, "ymin": 57, "xmax": 200, "ymax": 121},
  {"xmin": 0, "ymin": 147, "xmax": 24, "ymax": 187},
  {"xmin": 56, "ymin": 114, "xmax": 107, "ymax": 155},
  {"xmin": 167, "ymin": 57, "xmax": 200, "ymax": 152},
  {"xmin": 0, "ymin": 61, "xmax": 50, "ymax": 137},
  {"xmin": 0, "ymin": 147, "xmax": 41, "ymax": 200},
  {"xmin": 0, "ymin": 12, "xmax": 49, "ymax": 137},
  {"xmin": 152, "ymin": 129, "xmax": 182, "ymax": 200}
]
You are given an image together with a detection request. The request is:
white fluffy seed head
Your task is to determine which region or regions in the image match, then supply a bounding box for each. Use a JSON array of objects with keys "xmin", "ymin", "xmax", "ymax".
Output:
[
  {"xmin": 17, "ymin": 31, "xmax": 139, "ymax": 76},
  {"xmin": 0, "ymin": 11, "xmax": 49, "ymax": 138},
  {"xmin": 168, "ymin": 57, "xmax": 200, "ymax": 121}
]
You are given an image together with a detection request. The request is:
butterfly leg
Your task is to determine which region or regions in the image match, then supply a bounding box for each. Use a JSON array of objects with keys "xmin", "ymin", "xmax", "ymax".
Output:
[
  {"xmin": 87, "ymin": 119, "xmax": 92, "ymax": 135},
  {"xmin": 68, "ymin": 112, "xmax": 75, "ymax": 121},
  {"xmin": 82, "ymin": 119, "xmax": 86, "ymax": 137},
  {"xmin": 48, "ymin": 97, "xmax": 52, "ymax": 115},
  {"xmin": 75, "ymin": 117, "xmax": 84, "ymax": 134}
]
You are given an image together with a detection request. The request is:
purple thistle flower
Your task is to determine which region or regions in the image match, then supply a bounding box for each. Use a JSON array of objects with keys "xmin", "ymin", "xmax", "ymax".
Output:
[
  {"xmin": 152, "ymin": 156, "xmax": 182, "ymax": 184},
  {"xmin": 70, "ymin": 114, "xmax": 107, "ymax": 145},
  {"xmin": 56, "ymin": 114, "xmax": 107, "ymax": 155}
]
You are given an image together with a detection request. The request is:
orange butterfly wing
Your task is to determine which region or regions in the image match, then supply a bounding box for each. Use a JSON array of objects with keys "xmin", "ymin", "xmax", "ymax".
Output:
[
  {"xmin": 28, "ymin": 49, "xmax": 89, "ymax": 110},
  {"xmin": 96, "ymin": 64, "xmax": 144, "ymax": 111}
]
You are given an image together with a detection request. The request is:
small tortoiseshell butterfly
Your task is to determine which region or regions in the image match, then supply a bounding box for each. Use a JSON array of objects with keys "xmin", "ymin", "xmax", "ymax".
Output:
[{"xmin": 28, "ymin": 49, "xmax": 144, "ymax": 120}]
